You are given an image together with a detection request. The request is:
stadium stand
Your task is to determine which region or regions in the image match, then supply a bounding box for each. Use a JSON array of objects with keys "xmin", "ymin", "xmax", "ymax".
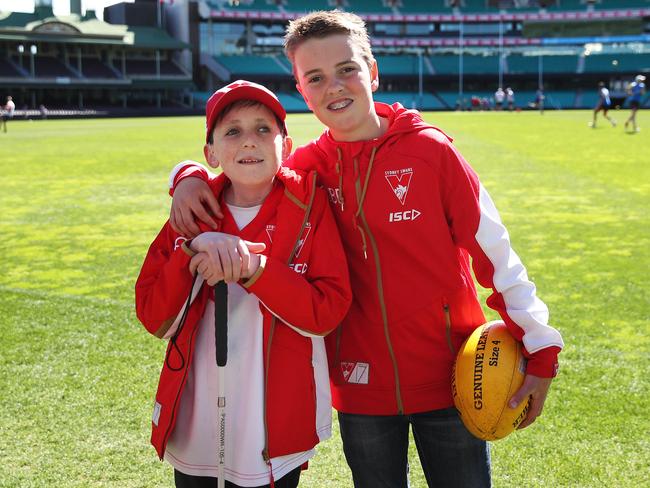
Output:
[
  {"xmin": 398, "ymin": 1, "xmax": 451, "ymax": 14},
  {"xmin": 79, "ymin": 58, "xmax": 120, "ymax": 79},
  {"xmin": 216, "ymin": 54, "xmax": 291, "ymax": 77},
  {"xmin": 376, "ymin": 55, "xmax": 425, "ymax": 76},
  {"xmin": 582, "ymin": 53, "xmax": 650, "ymax": 74},
  {"xmin": 32, "ymin": 56, "xmax": 77, "ymax": 77},
  {"xmin": 0, "ymin": 58, "xmax": 24, "ymax": 77},
  {"xmin": 544, "ymin": 91, "xmax": 577, "ymax": 109},
  {"xmin": 430, "ymin": 54, "xmax": 501, "ymax": 76},
  {"xmin": 594, "ymin": 0, "xmax": 650, "ymax": 9},
  {"xmin": 276, "ymin": 91, "xmax": 309, "ymax": 111},
  {"xmin": 0, "ymin": 2, "xmax": 192, "ymax": 111},
  {"xmin": 348, "ymin": 0, "xmax": 395, "ymax": 14},
  {"xmin": 3, "ymin": 0, "xmax": 649, "ymax": 112},
  {"xmin": 124, "ymin": 59, "xmax": 187, "ymax": 76},
  {"xmin": 285, "ymin": 0, "xmax": 333, "ymax": 13},
  {"xmin": 506, "ymin": 54, "xmax": 579, "ymax": 74}
]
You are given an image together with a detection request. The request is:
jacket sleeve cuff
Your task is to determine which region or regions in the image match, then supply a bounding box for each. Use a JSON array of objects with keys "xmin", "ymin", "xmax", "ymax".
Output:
[
  {"xmin": 181, "ymin": 239, "xmax": 196, "ymax": 257},
  {"xmin": 241, "ymin": 255, "xmax": 267, "ymax": 289},
  {"xmin": 525, "ymin": 346, "xmax": 561, "ymax": 378}
]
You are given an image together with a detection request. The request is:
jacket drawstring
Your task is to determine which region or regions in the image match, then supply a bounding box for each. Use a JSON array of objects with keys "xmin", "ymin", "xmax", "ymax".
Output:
[
  {"xmin": 267, "ymin": 459, "xmax": 275, "ymax": 488},
  {"xmin": 352, "ymin": 147, "xmax": 377, "ymax": 260},
  {"xmin": 335, "ymin": 146, "xmax": 345, "ymax": 212},
  {"xmin": 355, "ymin": 146, "xmax": 377, "ymax": 218}
]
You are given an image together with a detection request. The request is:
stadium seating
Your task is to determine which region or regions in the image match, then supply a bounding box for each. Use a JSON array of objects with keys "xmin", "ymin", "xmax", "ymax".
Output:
[
  {"xmin": 344, "ymin": 0, "xmax": 393, "ymax": 14},
  {"xmin": 374, "ymin": 90, "xmax": 444, "ymax": 110},
  {"xmin": 430, "ymin": 54, "xmax": 500, "ymax": 75},
  {"xmin": 276, "ymin": 91, "xmax": 309, "ymax": 111},
  {"xmin": 507, "ymin": 54, "xmax": 579, "ymax": 74},
  {"xmin": 594, "ymin": 0, "xmax": 650, "ymax": 9},
  {"xmin": 33, "ymin": 57, "xmax": 76, "ymax": 78},
  {"xmin": 217, "ymin": 54, "xmax": 291, "ymax": 76},
  {"xmin": 547, "ymin": 0, "xmax": 587, "ymax": 11},
  {"xmin": 285, "ymin": 0, "xmax": 332, "ymax": 12},
  {"xmin": 458, "ymin": 0, "xmax": 500, "ymax": 13},
  {"xmin": 0, "ymin": 58, "xmax": 25, "ymax": 77},
  {"xmin": 124, "ymin": 59, "xmax": 187, "ymax": 76},
  {"xmin": 80, "ymin": 58, "xmax": 120, "ymax": 79},
  {"xmin": 582, "ymin": 53, "xmax": 650, "ymax": 74},
  {"xmin": 217, "ymin": 0, "xmax": 279, "ymax": 12},
  {"xmin": 398, "ymin": 1, "xmax": 451, "ymax": 14},
  {"xmin": 376, "ymin": 55, "xmax": 425, "ymax": 76}
]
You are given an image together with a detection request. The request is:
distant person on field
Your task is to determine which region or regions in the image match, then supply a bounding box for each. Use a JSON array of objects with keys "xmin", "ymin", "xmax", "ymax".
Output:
[
  {"xmin": 506, "ymin": 86, "xmax": 515, "ymax": 111},
  {"xmin": 135, "ymin": 80, "xmax": 351, "ymax": 488},
  {"xmin": 39, "ymin": 104, "xmax": 48, "ymax": 120},
  {"xmin": 1, "ymin": 96, "xmax": 15, "ymax": 133},
  {"xmin": 624, "ymin": 74, "xmax": 646, "ymax": 132},
  {"xmin": 162, "ymin": 10, "xmax": 564, "ymax": 488},
  {"xmin": 589, "ymin": 82, "xmax": 616, "ymax": 128},
  {"xmin": 494, "ymin": 87, "xmax": 505, "ymax": 110}
]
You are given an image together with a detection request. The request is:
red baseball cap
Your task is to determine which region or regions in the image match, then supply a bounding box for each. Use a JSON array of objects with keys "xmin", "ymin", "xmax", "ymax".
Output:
[{"xmin": 205, "ymin": 80, "xmax": 287, "ymax": 143}]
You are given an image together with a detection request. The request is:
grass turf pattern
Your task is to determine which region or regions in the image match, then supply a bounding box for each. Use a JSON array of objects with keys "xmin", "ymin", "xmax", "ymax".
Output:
[{"xmin": 0, "ymin": 110, "xmax": 648, "ymax": 487}]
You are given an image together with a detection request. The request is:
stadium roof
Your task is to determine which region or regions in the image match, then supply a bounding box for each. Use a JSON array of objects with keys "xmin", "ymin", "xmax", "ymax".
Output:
[{"xmin": 0, "ymin": 6, "xmax": 188, "ymax": 49}]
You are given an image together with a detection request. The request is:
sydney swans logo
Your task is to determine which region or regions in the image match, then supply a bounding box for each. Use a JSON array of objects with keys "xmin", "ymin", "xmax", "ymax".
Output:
[{"xmin": 385, "ymin": 168, "xmax": 413, "ymax": 205}]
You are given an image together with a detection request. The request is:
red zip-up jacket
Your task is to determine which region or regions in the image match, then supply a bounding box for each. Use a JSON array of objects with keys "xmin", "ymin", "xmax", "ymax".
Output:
[
  {"xmin": 170, "ymin": 103, "xmax": 564, "ymax": 416},
  {"xmin": 136, "ymin": 167, "xmax": 351, "ymax": 460}
]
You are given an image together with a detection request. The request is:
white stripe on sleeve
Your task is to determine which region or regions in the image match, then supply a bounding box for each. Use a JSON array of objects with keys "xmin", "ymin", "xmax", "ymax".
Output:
[
  {"xmin": 475, "ymin": 184, "xmax": 563, "ymax": 353},
  {"xmin": 168, "ymin": 160, "xmax": 206, "ymax": 190}
]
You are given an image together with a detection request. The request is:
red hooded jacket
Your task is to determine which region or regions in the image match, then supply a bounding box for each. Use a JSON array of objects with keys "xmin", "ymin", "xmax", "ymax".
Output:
[
  {"xmin": 170, "ymin": 103, "xmax": 563, "ymax": 416},
  {"xmin": 137, "ymin": 167, "xmax": 351, "ymax": 459}
]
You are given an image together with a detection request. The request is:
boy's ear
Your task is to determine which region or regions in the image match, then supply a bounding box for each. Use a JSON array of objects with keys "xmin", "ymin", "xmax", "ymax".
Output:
[
  {"xmin": 204, "ymin": 144, "xmax": 220, "ymax": 169},
  {"xmin": 370, "ymin": 60, "xmax": 380, "ymax": 93},
  {"xmin": 282, "ymin": 136, "xmax": 293, "ymax": 161},
  {"xmin": 296, "ymin": 82, "xmax": 313, "ymax": 110}
]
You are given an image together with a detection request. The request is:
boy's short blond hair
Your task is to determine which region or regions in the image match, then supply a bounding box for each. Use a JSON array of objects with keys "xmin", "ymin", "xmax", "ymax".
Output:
[{"xmin": 284, "ymin": 10, "xmax": 375, "ymax": 73}]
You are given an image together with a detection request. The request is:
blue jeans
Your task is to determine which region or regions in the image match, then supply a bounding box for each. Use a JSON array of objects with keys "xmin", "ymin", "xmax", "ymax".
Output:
[{"xmin": 338, "ymin": 408, "xmax": 491, "ymax": 488}]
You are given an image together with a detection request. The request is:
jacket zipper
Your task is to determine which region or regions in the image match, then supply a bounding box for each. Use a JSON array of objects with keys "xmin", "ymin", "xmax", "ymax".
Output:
[
  {"xmin": 262, "ymin": 174, "xmax": 317, "ymax": 467},
  {"xmin": 444, "ymin": 303, "xmax": 455, "ymax": 356},
  {"xmin": 352, "ymin": 157, "xmax": 404, "ymax": 414}
]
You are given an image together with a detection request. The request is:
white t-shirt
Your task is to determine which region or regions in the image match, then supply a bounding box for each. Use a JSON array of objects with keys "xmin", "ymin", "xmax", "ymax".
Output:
[
  {"xmin": 165, "ymin": 203, "xmax": 314, "ymax": 485},
  {"xmin": 599, "ymin": 87, "xmax": 611, "ymax": 104}
]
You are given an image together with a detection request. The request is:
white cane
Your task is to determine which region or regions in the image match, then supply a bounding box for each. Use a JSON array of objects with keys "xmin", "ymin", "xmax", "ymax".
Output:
[{"xmin": 214, "ymin": 281, "xmax": 228, "ymax": 488}]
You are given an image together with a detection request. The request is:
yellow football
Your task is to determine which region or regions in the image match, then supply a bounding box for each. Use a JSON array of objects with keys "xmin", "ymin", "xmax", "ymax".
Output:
[{"xmin": 452, "ymin": 320, "xmax": 530, "ymax": 441}]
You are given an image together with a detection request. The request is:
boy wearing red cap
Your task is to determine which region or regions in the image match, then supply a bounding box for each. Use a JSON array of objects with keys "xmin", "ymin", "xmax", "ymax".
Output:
[{"xmin": 135, "ymin": 80, "xmax": 351, "ymax": 488}]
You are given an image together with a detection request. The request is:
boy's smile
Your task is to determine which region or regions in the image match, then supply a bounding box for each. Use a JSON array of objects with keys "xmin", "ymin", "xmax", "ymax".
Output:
[{"xmin": 294, "ymin": 34, "xmax": 386, "ymax": 142}]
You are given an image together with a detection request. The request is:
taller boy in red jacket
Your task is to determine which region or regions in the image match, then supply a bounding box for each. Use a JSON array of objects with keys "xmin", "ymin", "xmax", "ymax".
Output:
[
  {"xmin": 165, "ymin": 11, "xmax": 564, "ymax": 488},
  {"xmin": 135, "ymin": 80, "xmax": 351, "ymax": 488}
]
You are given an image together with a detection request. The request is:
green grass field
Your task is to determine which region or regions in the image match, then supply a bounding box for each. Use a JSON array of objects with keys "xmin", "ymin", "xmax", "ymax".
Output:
[{"xmin": 1, "ymin": 109, "xmax": 648, "ymax": 487}]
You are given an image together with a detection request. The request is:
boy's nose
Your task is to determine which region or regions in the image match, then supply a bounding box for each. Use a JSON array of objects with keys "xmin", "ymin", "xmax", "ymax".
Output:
[
  {"xmin": 327, "ymin": 78, "xmax": 344, "ymax": 95},
  {"xmin": 242, "ymin": 135, "xmax": 257, "ymax": 147}
]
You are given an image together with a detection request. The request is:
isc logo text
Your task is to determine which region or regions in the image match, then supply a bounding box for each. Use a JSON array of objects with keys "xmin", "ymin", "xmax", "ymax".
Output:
[{"xmin": 388, "ymin": 209, "xmax": 421, "ymax": 222}]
